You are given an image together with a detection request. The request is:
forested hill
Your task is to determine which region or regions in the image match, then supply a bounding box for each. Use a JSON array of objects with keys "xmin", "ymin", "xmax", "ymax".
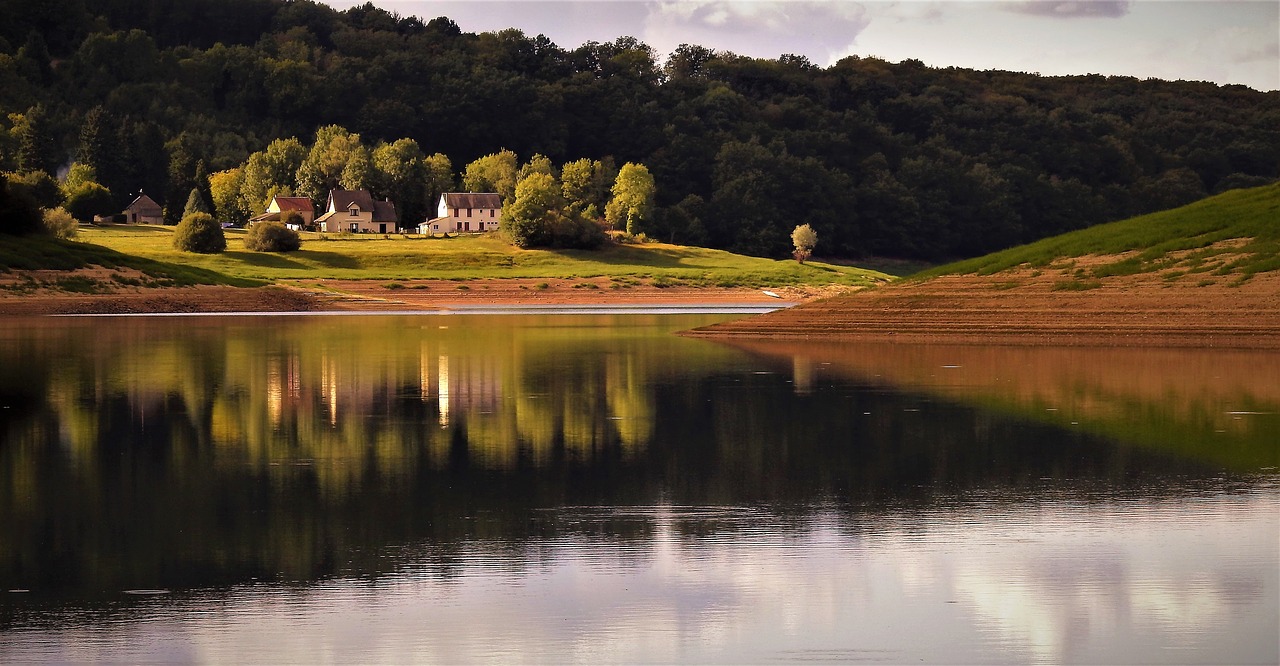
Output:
[{"xmin": 2, "ymin": 0, "xmax": 1277, "ymax": 260}]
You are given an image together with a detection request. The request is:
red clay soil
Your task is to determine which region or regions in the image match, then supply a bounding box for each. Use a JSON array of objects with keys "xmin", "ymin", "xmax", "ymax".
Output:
[{"xmin": 683, "ymin": 268, "xmax": 1280, "ymax": 349}]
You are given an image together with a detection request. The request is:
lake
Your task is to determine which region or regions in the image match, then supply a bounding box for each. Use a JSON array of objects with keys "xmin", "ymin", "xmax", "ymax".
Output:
[{"xmin": 0, "ymin": 313, "xmax": 1276, "ymax": 664}]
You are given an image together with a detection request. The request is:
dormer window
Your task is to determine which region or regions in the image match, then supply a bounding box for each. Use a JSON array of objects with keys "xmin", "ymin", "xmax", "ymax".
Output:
[{"xmin": 349, "ymin": 205, "xmax": 359, "ymax": 217}]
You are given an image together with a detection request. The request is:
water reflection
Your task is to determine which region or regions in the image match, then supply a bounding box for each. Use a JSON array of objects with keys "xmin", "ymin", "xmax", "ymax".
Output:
[{"xmin": 0, "ymin": 315, "xmax": 1276, "ymax": 663}]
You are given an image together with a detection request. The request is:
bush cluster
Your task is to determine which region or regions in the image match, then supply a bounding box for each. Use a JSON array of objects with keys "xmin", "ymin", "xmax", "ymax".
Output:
[{"xmin": 244, "ymin": 221, "xmax": 301, "ymax": 252}]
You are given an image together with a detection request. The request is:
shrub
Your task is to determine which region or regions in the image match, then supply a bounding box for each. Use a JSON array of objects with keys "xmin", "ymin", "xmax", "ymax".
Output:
[
  {"xmin": 173, "ymin": 212, "xmax": 226, "ymax": 253},
  {"xmin": 42, "ymin": 207, "xmax": 78, "ymax": 239},
  {"xmin": 0, "ymin": 178, "xmax": 43, "ymax": 235},
  {"xmin": 63, "ymin": 182, "xmax": 115, "ymax": 221},
  {"xmin": 244, "ymin": 221, "xmax": 301, "ymax": 252}
]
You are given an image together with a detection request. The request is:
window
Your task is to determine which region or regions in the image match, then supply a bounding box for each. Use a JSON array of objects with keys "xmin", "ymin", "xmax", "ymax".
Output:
[
  {"xmin": 490, "ymin": 209, "xmax": 495, "ymax": 217},
  {"xmin": 467, "ymin": 208, "xmax": 473, "ymax": 217},
  {"xmin": 349, "ymin": 206, "xmax": 359, "ymax": 217},
  {"xmin": 350, "ymin": 223, "xmax": 359, "ymax": 232}
]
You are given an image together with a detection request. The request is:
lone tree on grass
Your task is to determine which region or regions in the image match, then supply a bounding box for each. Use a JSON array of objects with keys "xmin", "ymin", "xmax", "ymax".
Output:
[
  {"xmin": 792, "ymin": 224, "xmax": 817, "ymax": 263},
  {"xmin": 173, "ymin": 212, "xmax": 226, "ymax": 253}
]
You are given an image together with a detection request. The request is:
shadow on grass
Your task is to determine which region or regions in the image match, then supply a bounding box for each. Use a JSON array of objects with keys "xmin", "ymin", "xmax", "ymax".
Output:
[
  {"xmin": 0, "ymin": 235, "xmax": 262, "ymax": 287},
  {"xmin": 223, "ymin": 251, "xmax": 309, "ymax": 270},
  {"xmin": 554, "ymin": 246, "xmax": 711, "ymax": 270},
  {"xmin": 295, "ymin": 250, "xmax": 360, "ymax": 269}
]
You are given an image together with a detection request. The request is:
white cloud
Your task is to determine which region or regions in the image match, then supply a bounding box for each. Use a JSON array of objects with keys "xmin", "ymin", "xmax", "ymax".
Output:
[
  {"xmin": 1003, "ymin": 0, "xmax": 1133, "ymax": 19},
  {"xmin": 322, "ymin": 1, "xmax": 1279, "ymax": 90},
  {"xmin": 641, "ymin": 1, "xmax": 871, "ymax": 63}
]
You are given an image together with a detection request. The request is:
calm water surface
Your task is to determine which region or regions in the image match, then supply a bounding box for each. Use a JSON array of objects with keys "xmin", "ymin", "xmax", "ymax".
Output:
[{"xmin": 0, "ymin": 314, "xmax": 1276, "ymax": 664}]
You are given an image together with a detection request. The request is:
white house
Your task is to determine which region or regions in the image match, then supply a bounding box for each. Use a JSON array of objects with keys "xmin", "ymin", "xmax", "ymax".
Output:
[
  {"xmin": 313, "ymin": 189, "xmax": 398, "ymax": 233},
  {"xmin": 418, "ymin": 193, "xmax": 502, "ymax": 235}
]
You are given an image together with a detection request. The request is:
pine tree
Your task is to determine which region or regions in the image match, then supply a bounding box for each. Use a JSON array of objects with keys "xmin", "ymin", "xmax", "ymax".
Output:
[
  {"xmin": 15, "ymin": 104, "xmax": 60, "ymax": 176},
  {"xmin": 183, "ymin": 187, "xmax": 211, "ymax": 217}
]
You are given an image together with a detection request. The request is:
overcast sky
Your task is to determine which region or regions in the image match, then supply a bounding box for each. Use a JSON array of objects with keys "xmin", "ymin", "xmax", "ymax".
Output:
[{"xmin": 321, "ymin": 1, "xmax": 1279, "ymax": 91}]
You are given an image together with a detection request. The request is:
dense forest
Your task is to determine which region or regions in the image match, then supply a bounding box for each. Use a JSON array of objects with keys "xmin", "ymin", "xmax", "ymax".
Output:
[{"xmin": 1, "ymin": 0, "xmax": 1277, "ymax": 259}]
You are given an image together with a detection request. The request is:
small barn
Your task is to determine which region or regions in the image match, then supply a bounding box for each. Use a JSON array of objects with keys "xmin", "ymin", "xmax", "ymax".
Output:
[{"xmin": 123, "ymin": 193, "xmax": 164, "ymax": 224}]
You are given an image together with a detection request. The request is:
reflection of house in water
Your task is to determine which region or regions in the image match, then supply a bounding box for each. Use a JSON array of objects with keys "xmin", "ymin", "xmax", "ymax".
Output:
[
  {"xmin": 792, "ymin": 356, "xmax": 814, "ymax": 395},
  {"xmin": 429, "ymin": 352, "xmax": 503, "ymax": 428},
  {"xmin": 266, "ymin": 354, "xmax": 302, "ymax": 428},
  {"xmin": 311, "ymin": 348, "xmax": 399, "ymax": 427}
]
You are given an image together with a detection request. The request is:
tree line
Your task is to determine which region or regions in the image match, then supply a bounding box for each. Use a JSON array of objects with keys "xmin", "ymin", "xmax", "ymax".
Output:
[{"xmin": 1, "ymin": 0, "xmax": 1276, "ymax": 259}]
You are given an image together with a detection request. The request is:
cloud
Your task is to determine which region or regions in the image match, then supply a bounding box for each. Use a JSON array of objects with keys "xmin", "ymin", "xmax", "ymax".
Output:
[
  {"xmin": 1004, "ymin": 1, "xmax": 1132, "ymax": 19},
  {"xmin": 642, "ymin": 1, "xmax": 871, "ymax": 63}
]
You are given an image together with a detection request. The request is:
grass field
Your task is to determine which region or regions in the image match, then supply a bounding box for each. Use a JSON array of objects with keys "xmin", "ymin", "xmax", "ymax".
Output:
[
  {"xmin": 41, "ymin": 226, "xmax": 889, "ymax": 289},
  {"xmin": 916, "ymin": 183, "xmax": 1280, "ymax": 283}
]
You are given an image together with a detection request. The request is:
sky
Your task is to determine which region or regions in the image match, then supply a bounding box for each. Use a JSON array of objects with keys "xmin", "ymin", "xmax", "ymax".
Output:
[{"xmin": 321, "ymin": 1, "xmax": 1280, "ymax": 92}]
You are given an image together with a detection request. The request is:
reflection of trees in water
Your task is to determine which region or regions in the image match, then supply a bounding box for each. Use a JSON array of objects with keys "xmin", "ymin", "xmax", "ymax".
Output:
[{"xmin": 0, "ymin": 317, "xmax": 1255, "ymax": 611}]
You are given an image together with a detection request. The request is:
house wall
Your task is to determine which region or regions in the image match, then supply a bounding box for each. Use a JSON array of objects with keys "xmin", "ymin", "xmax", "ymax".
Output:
[
  {"xmin": 125, "ymin": 204, "xmax": 163, "ymax": 224},
  {"xmin": 425, "ymin": 206, "xmax": 501, "ymax": 234},
  {"xmin": 321, "ymin": 211, "xmax": 394, "ymax": 233}
]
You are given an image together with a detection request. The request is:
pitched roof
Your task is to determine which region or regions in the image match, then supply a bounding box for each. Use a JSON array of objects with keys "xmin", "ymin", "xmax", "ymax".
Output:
[
  {"xmin": 328, "ymin": 189, "xmax": 376, "ymax": 213},
  {"xmin": 272, "ymin": 196, "xmax": 314, "ymax": 212},
  {"xmin": 373, "ymin": 199, "xmax": 398, "ymax": 223},
  {"xmin": 125, "ymin": 194, "xmax": 162, "ymax": 212},
  {"xmin": 443, "ymin": 193, "xmax": 502, "ymax": 210}
]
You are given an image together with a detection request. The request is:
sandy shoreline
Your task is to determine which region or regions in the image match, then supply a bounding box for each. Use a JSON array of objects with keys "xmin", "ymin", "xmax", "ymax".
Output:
[
  {"xmin": 684, "ymin": 269, "xmax": 1280, "ymax": 349},
  {"xmin": 4, "ymin": 271, "xmax": 1278, "ymax": 350},
  {"xmin": 0, "ymin": 276, "xmax": 836, "ymax": 317}
]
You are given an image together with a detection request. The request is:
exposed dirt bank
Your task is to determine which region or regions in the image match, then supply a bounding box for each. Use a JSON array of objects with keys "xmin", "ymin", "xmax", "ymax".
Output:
[
  {"xmin": 0, "ymin": 273, "xmax": 852, "ymax": 315},
  {"xmin": 683, "ymin": 267, "xmax": 1280, "ymax": 349}
]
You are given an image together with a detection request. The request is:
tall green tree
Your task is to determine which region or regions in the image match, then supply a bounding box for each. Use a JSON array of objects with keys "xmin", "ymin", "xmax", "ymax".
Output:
[
  {"xmin": 502, "ymin": 172, "xmax": 561, "ymax": 247},
  {"xmin": 423, "ymin": 152, "xmax": 455, "ymax": 215},
  {"xmin": 14, "ymin": 104, "xmax": 59, "ymax": 176},
  {"xmin": 164, "ymin": 133, "xmax": 201, "ymax": 225},
  {"xmin": 77, "ymin": 106, "xmax": 124, "ymax": 200},
  {"xmin": 339, "ymin": 143, "xmax": 372, "ymax": 191},
  {"xmin": 296, "ymin": 125, "xmax": 363, "ymax": 201},
  {"xmin": 240, "ymin": 137, "xmax": 305, "ymax": 214},
  {"xmin": 560, "ymin": 157, "xmax": 615, "ymax": 217},
  {"xmin": 463, "ymin": 149, "xmax": 519, "ymax": 203},
  {"xmin": 605, "ymin": 162, "xmax": 655, "ymax": 236},
  {"xmin": 372, "ymin": 138, "xmax": 428, "ymax": 225},
  {"xmin": 209, "ymin": 167, "xmax": 248, "ymax": 226}
]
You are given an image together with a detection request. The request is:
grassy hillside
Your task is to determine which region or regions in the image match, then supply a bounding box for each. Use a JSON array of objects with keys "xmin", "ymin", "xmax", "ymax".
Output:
[
  {"xmin": 916, "ymin": 183, "xmax": 1280, "ymax": 284},
  {"xmin": 0, "ymin": 233, "xmax": 262, "ymax": 288},
  {"xmin": 17, "ymin": 227, "xmax": 888, "ymax": 290}
]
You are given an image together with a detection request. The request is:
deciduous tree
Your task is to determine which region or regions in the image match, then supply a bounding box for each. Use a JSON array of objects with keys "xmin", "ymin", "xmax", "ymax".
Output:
[
  {"xmin": 791, "ymin": 223, "xmax": 817, "ymax": 263},
  {"xmin": 463, "ymin": 149, "xmax": 519, "ymax": 203},
  {"xmin": 209, "ymin": 167, "xmax": 248, "ymax": 227},
  {"xmin": 605, "ymin": 162, "xmax": 654, "ymax": 236}
]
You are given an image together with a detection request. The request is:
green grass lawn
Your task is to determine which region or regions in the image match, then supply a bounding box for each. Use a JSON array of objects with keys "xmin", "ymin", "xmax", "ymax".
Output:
[
  {"xmin": 64, "ymin": 226, "xmax": 889, "ymax": 288},
  {"xmin": 0, "ymin": 232, "xmax": 262, "ymax": 288},
  {"xmin": 916, "ymin": 183, "xmax": 1280, "ymax": 282}
]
